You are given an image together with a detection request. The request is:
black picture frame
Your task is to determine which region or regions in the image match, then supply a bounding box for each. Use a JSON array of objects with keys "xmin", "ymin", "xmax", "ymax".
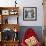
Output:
[{"xmin": 23, "ymin": 7, "xmax": 37, "ymax": 21}]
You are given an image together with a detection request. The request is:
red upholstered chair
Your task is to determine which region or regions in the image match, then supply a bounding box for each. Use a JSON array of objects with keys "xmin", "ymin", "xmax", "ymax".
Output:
[{"xmin": 21, "ymin": 28, "xmax": 41, "ymax": 46}]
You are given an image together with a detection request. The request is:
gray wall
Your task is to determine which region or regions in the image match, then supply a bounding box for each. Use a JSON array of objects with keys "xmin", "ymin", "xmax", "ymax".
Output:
[{"xmin": 18, "ymin": 26, "xmax": 44, "ymax": 44}]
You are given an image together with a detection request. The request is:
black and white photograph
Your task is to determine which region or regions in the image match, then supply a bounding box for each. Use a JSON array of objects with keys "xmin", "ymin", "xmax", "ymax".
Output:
[{"xmin": 23, "ymin": 7, "xmax": 37, "ymax": 21}]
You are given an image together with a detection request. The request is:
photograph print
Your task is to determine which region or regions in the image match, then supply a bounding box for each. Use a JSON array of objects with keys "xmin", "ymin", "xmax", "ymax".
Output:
[{"xmin": 23, "ymin": 7, "xmax": 37, "ymax": 21}]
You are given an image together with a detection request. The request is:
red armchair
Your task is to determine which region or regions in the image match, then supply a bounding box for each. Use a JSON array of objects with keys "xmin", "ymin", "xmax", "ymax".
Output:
[{"xmin": 21, "ymin": 28, "xmax": 41, "ymax": 46}]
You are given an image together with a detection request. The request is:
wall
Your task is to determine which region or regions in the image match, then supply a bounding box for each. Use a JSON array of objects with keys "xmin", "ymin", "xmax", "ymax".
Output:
[
  {"xmin": 18, "ymin": 0, "xmax": 44, "ymax": 26},
  {"xmin": 0, "ymin": 0, "xmax": 44, "ymax": 26}
]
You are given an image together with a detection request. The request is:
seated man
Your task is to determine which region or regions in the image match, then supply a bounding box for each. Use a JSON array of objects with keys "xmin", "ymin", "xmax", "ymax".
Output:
[{"xmin": 21, "ymin": 28, "xmax": 41, "ymax": 46}]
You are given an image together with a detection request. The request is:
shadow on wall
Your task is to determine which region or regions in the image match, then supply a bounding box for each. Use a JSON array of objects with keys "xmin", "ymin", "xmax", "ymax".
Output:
[{"xmin": 18, "ymin": 26, "xmax": 44, "ymax": 44}]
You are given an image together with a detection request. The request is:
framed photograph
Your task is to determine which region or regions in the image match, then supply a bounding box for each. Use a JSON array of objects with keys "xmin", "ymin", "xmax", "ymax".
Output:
[
  {"xmin": 23, "ymin": 7, "xmax": 37, "ymax": 21},
  {"xmin": 2, "ymin": 10, "xmax": 9, "ymax": 15},
  {"xmin": 9, "ymin": 10, "xmax": 18, "ymax": 15}
]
